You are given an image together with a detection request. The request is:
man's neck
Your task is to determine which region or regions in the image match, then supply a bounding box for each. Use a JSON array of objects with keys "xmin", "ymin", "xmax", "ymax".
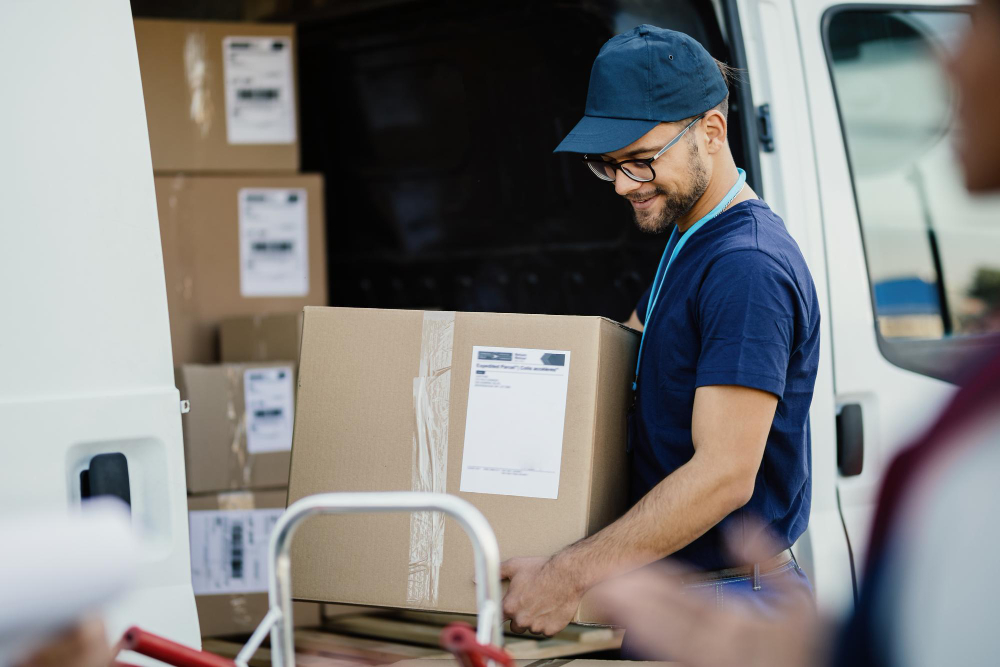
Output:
[{"xmin": 674, "ymin": 164, "xmax": 741, "ymax": 234}]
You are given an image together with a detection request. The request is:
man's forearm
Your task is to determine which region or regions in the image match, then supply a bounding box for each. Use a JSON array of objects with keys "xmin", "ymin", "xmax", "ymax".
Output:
[{"xmin": 552, "ymin": 452, "xmax": 752, "ymax": 593}]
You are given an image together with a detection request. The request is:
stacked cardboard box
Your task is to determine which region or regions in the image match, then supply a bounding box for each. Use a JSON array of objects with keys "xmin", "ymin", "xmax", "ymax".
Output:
[
  {"xmin": 285, "ymin": 307, "xmax": 639, "ymax": 624},
  {"xmin": 135, "ymin": 18, "xmax": 327, "ymax": 636},
  {"xmin": 176, "ymin": 362, "xmax": 297, "ymax": 494},
  {"xmin": 134, "ymin": 19, "xmax": 300, "ymax": 173},
  {"xmin": 188, "ymin": 489, "xmax": 321, "ymax": 636},
  {"xmin": 176, "ymin": 360, "xmax": 318, "ymax": 636},
  {"xmin": 220, "ymin": 312, "xmax": 303, "ymax": 363},
  {"xmin": 156, "ymin": 174, "xmax": 325, "ymax": 364},
  {"xmin": 135, "ymin": 18, "xmax": 328, "ymax": 365}
]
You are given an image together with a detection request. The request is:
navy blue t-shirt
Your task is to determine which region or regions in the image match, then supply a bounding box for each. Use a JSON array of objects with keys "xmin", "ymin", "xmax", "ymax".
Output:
[{"xmin": 633, "ymin": 199, "xmax": 820, "ymax": 571}]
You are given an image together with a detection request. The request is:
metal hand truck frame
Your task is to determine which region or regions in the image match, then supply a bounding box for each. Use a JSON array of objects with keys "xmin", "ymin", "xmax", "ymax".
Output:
[{"xmin": 114, "ymin": 492, "xmax": 511, "ymax": 667}]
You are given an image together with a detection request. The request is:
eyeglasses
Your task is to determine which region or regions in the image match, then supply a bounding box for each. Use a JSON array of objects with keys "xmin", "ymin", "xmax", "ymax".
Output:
[{"xmin": 583, "ymin": 114, "xmax": 705, "ymax": 183}]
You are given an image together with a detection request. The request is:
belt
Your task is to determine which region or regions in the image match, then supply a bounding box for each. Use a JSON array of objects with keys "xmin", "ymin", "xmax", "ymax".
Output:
[{"xmin": 680, "ymin": 549, "xmax": 795, "ymax": 589}]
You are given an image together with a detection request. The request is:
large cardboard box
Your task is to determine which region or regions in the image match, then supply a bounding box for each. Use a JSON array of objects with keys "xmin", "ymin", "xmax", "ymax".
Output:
[
  {"xmin": 220, "ymin": 312, "xmax": 303, "ymax": 363},
  {"xmin": 157, "ymin": 174, "xmax": 327, "ymax": 364},
  {"xmin": 187, "ymin": 489, "xmax": 322, "ymax": 637},
  {"xmin": 286, "ymin": 307, "xmax": 638, "ymax": 623},
  {"xmin": 134, "ymin": 19, "xmax": 299, "ymax": 173},
  {"xmin": 177, "ymin": 362, "xmax": 297, "ymax": 494}
]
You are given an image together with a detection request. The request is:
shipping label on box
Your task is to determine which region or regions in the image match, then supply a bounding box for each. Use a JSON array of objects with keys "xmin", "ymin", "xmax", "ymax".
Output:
[
  {"xmin": 243, "ymin": 365, "xmax": 295, "ymax": 454},
  {"xmin": 222, "ymin": 36, "xmax": 297, "ymax": 144},
  {"xmin": 460, "ymin": 346, "xmax": 571, "ymax": 500},
  {"xmin": 189, "ymin": 508, "xmax": 284, "ymax": 595},
  {"xmin": 238, "ymin": 188, "xmax": 310, "ymax": 297}
]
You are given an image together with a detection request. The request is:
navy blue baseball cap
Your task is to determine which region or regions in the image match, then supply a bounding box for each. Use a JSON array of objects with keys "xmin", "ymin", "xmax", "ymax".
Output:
[{"xmin": 554, "ymin": 25, "xmax": 728, "ymax": 154}]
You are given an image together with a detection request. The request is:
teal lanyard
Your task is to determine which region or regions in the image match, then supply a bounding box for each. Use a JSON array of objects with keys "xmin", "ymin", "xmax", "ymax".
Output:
[{"xmin": 632, "ymin": 168, "xmax": 747, "ymax": 391}]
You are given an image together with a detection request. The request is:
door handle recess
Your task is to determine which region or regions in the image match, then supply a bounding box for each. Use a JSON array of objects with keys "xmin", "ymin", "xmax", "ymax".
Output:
[
  {"xmin": 80, "ymin": 452, "xmax": 131, "ymax": 511},
  {"xmin": 837, "ymin": 404, "xmax": 864, "ymax": 477}
]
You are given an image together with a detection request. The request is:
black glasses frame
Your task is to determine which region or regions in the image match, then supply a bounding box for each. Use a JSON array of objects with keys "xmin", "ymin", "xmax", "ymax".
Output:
[{"xmin": 582, "ymin": 114, "xmax": 706, "ymax": 183}]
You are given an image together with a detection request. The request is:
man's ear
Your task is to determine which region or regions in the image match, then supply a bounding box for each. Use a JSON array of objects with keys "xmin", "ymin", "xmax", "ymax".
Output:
[{"xmin": 702, "ymin": 110, "xmax": 728, "ymax": 154}]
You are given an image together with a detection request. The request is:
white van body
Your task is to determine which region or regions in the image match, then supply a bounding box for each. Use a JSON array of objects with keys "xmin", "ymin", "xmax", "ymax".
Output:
[
  {"xmin": 728, "ymin": 0, "xmax": 983, "ymax": 615},
  {"xmin": 0, "ymin": 0, "xmax": 200, "ymax": 659}
]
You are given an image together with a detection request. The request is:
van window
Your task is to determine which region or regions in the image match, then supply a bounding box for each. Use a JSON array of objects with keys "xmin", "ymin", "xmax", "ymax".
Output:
[{"xmin": 825, "ymin": 8, "xmax": 1000, "ymax": 381}]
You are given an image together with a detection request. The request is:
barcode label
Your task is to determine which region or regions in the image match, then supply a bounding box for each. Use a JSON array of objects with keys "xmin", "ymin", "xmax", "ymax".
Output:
[
  {"xmin": 222, "ymin": 36, "xmax": 296, "ymax": 144},
  {"xmin": 237, "ymin": 88, "xmax": 280, "ymax": 101},
  {"xmin": 230, "ymin": 523, "xmax": 244, "ymax": 579},
  {"xmin": 238, "ymin": 188, "xmax": 309, "ymax": 297},
  {"xmin": 250, "ymin": 241, "xmax": 294, "ymax": 254},
  {"xmin": 243, "ymin": 366, "xmax": 295, "ymax": 454},
  {"xmin": 188, "ymin": 508, "xmax": 283, "ymax": 595}
]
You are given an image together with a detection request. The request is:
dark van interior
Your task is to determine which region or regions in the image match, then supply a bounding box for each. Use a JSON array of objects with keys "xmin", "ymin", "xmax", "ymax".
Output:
[{"xmin": 133, "ymin": 0, "xmax": 760, "ymax": 320}]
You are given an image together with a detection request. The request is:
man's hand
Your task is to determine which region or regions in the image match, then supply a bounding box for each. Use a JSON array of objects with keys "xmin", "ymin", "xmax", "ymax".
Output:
[{"xmin": 500, "ymin": 556, "xmax": 582, "ymax": 636}]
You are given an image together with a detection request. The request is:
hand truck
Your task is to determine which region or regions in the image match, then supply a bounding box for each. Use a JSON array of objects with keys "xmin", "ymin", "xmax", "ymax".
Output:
[{"xmin": 113, "ymin": 492, "xmax": 513, "ymax": 667}]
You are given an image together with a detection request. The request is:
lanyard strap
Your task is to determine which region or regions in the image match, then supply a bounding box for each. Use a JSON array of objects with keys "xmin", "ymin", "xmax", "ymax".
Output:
[{"xmin": 632, "ymin": 168, "xmax": 747, "ymax": 391}]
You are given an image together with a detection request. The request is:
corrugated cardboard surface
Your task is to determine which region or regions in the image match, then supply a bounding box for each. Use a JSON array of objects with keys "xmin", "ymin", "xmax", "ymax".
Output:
[
  {"xmin": 177, "ymin": 362, "xmax": 296, "ymax": 493},
  {"xmin": 157, "ymin": 174, "xmax": 327, "ymax": 364},
  {"xmin": 286, "ymin": 307, "xmax": 638, "ymax": 623},
  {"xmin": 134, "ymin": 19, "xmax": 299, "ymax": 173},
  {"xmin": 220, "ymin": 312, "xmax": 303, "ymax": 363},
  {"xmin": 188, "ymin": 489, "xmax": 321, "ymax": 637}
]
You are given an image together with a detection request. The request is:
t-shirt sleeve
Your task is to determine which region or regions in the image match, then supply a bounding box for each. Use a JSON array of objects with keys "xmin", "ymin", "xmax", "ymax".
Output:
[
  {"xmin": 635, "ymin": 284, "xmax": 653, "ymax": 325},
  {"xmin": 695, "ymin": 250, "xmax": 796, "ymax": 398}
]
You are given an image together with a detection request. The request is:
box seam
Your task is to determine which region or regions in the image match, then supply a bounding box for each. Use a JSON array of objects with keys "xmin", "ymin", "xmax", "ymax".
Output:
[
  {"xmin": 584, "ymin": 320, "xmax": 605, "ymax": 537},
  {"xmin": 576, "ymin": 320, "xmax": 605, "ymax": 624}
]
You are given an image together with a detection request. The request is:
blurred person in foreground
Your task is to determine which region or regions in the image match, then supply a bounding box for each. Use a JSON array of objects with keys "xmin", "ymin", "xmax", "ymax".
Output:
[
  {"xmin": 2, "ymin": 501, "xmax": 135, "ymax": 667},
  {"xmin": 600, "ymin": 2, "xmax": 1000, "ymax": 665},
  {"xmin": 14, "ymin": 619, "xmax": 111, "ymax": 667}
]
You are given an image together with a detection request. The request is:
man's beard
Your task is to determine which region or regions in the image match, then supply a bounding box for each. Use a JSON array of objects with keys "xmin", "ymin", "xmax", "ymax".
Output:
[{"xmin": 630, "ymin": 145, "xmax": 710, "ymax": 234}]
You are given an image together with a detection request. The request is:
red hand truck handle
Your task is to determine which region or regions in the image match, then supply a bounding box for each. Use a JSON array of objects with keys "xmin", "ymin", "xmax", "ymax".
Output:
[
  {"xmin": 440, "ymin": 622, "xmax": 515, "ymax": 667},
  {"xmin": 116, "ymin": 626, "xmax": 236, "ymax": 667}
]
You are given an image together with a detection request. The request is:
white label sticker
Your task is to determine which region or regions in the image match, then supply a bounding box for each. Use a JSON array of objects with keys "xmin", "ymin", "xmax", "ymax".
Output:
[
  {"xmin": 238, "ymin": 188, "xmax": 309, "ymax": 297},
  {"xmin": 188, "ymin": 508, "xmax": 284, "ymax": 595},
  {"xmin": 459, "ymin": 346, "xmax": 571, "ymax": 499},
  {"xmin": 222, "ymin": 36, "xmax": 296, "ymax": 144},
  {"xmin": 243, "ymin": 366, "xmax": 295, "ymax": 454}
]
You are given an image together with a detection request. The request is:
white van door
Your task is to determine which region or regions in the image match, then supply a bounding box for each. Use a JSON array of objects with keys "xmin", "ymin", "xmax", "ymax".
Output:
[
  {"xmin": 800, "ymin": 0, "xmax": 1000, "ymax": 586},
  {"xmin": 0, "ymin": 0, "xmax": 201, "ymax": 659},
  {"xmin": 724, "ymin": 0, "xmax": 851, "ymax": 614},
  {"xmin": 736, "ymin": 0, "xmax": 1000, "ymax": 610}
]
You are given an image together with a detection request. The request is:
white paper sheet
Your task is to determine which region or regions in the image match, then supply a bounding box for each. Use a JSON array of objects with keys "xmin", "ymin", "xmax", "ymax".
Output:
[
  {"xmin": 188, "ymin": 508, "xmax": 283, "ymax": 595},
  {"xmin": 238, "ymin": 188, "xmax": 309, "ymax": 297},
  {"xmin": 243, "ymin": 365, "xmax": 295, "ymax": 454},
  {"xmin": 459, "ymin": 346, "xmax": 571, "ymax": 499},
  {"xmin": 222, "ymin": 36, "xmax": 297, "ymax": 144}
]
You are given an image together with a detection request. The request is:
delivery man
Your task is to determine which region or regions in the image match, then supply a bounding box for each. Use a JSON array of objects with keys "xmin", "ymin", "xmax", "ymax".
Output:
[{"xmin": 499, "ymin": 25, "xmax": 821, "ymax": 638}]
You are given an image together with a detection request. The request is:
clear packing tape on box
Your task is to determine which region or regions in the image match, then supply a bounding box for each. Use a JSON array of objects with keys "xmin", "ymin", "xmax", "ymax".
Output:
[
  {"xmin": 225, "ymin": 365, "xmax": 254, "ymax": 489},
  {"xmin": 407, "ymin": 311, "xmax": 455, "ymax": 606}
]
